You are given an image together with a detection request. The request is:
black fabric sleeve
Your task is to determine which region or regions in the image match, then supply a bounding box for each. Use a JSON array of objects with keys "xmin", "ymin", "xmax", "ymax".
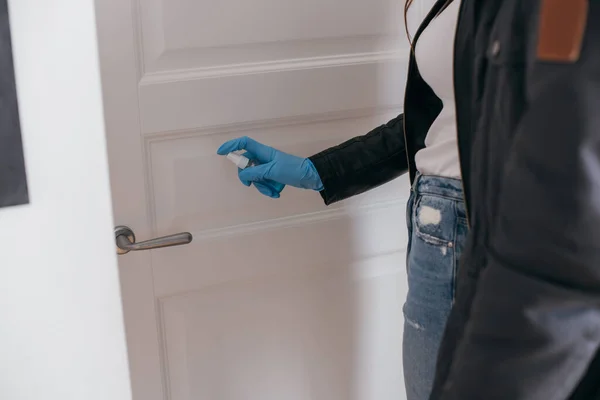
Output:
[{"xmin": 308, "ymin": 113, "xmax": 408, "ymax": 205}]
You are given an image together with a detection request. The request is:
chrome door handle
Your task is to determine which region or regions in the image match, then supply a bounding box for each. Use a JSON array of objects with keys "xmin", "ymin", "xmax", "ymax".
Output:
[{"xmin": 115, "ymin": 225, "xmax": 192, "ymax": 255}]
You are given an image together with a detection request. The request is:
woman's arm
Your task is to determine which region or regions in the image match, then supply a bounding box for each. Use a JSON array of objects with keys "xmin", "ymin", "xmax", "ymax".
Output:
[
  {"xmin": 217, "ymin": 113, "xmax": 407, "ymax": 202},
  {"xmin": 309, "ymin": 113, "xmax": 408, "ymax": 205}
]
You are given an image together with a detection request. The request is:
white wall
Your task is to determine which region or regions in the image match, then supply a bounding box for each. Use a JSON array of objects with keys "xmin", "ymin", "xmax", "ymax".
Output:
[{"xmin": 0, "ymin": 1, "xmax": 131, "ymax": 399}]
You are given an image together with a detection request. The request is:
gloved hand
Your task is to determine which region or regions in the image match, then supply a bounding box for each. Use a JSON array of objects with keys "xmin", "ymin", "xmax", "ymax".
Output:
[{"xmin": 217, "ymin": 136, "xmax": 324, "ymax": 198}]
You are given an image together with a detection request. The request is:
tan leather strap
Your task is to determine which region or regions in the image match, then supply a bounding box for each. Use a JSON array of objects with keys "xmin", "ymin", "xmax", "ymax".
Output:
[{"xmin": 537, "ymin": 0, "xmax": 589, "ymax": 62}]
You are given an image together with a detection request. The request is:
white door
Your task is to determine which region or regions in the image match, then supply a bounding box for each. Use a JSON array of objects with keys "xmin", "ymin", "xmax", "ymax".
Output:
[
  {"xmin": 95, "ymin": 0, "xmax": 430, "ymax": 399},
  {"xmin": 1, "ymin": 0, "xmax": 131, "ymax": 399}
]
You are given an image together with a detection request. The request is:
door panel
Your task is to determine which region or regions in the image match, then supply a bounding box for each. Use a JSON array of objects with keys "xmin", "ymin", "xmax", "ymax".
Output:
[
  {"xmin": 137, "ymin": 0, "xmax": 403, "ymax": 75},
  {"xmin": 139, "ymin": 63, "xmax": 405, "ymax": 134},
  {"xmin": 158, "ymin": 251, "xmax": 406, "ymax": 400},
  {"xmin": 98, "ymin": 0, "xmax": 420, "ymax": 398},
  {"xmin": 148, "ymin": 112, "xmax": 402, "ymax": 235},
  {"xmin": 160, "ymin": 0, "xmax": 397, "ymax": 49},
  {"xmin": 161, "ymin": 270, "xmax": 353, "ymax": 400}
]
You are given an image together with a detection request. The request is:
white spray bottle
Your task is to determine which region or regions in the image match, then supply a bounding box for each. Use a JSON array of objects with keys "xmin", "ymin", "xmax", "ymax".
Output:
[
  {"xmin": 226, "ymin": 152, "xmax": 259, "ymax": 169},
  {"xmin": 225, "ymin": 151, "xmax": 285, "ymax": 194}
]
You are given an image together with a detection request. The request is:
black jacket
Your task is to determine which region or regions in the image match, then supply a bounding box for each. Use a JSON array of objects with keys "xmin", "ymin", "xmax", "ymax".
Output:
[
  {"xmin": 309, "ymin": 1, "xmax": 445, "ymax": 205},
  {"xmin": 311, "ymin": 0, "xmax": 600, "ymax": 398}
]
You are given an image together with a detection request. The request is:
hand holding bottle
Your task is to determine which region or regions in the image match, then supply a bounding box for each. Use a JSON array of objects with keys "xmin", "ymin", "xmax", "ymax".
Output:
[{"xmin": 217, "ymin": 136, "xmax": 323, "ymax": 198}]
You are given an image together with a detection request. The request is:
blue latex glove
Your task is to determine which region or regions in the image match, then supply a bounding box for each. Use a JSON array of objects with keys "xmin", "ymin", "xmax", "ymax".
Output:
[{"xmin": 217, "ymin": 136, "xmax": 323, "ymax": 198}]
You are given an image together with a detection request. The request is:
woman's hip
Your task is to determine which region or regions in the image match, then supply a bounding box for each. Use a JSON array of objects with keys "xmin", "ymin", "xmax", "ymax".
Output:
[{"xmin": 404, "ymin": 174, "xmax": 468, "ymax": 320}]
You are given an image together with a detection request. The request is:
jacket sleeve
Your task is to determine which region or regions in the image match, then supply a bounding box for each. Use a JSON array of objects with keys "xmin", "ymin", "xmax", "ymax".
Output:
[
  {"xmin": 436, "ymin": 8, "xmax": 600, "ymax": 400},
  {"xmin": 308, "ymin": 113, "xmax": 408, "ymax": 205}
]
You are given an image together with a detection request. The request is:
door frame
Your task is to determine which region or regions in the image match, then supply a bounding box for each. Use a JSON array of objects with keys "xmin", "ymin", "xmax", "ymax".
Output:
[{"xmin": 95, "ymin": 0, "xmax": 166, "ymax": 398}]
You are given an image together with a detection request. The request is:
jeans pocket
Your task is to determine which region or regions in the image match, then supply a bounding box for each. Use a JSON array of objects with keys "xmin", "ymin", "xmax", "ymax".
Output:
[{"xmin": 413, "ymin": 194, "xmax": 454, "ymax": 247}]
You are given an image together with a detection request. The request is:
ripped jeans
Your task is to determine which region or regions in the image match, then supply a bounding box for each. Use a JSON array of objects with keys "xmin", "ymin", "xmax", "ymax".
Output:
[{"xmin": 402, "ymin": 174, "xmax": 468, "ymax": 400}]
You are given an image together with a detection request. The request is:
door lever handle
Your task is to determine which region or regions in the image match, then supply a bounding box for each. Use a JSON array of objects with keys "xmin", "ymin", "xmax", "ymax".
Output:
[{"xmin": 115, "ymin": 225, "xmax": 192, "ymax": 255}]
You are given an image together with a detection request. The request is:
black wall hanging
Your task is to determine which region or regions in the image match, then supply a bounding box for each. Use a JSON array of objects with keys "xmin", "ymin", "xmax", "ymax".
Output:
[{"xmin": 0, "ymin": 0, "xmax": 28, "ymax": 208}]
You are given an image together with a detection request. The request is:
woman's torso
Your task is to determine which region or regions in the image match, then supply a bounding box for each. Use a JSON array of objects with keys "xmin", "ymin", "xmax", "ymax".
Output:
[
  {"xmin": 403, "ymin": 0, "xmax": 463, "ymax": 183},
  {"xmin": 413, "ymin": 0, "xmax": 462, "ymax": 179}
]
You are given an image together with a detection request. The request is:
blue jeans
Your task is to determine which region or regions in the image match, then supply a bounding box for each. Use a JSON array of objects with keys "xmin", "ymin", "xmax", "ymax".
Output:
[{"xmin": 402, "ymin": 174, "xmax": 468, "ymax": 400}]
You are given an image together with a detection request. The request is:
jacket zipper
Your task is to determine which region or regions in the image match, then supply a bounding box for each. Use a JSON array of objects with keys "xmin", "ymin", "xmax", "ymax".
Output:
[
  {"xmin": 402, "ymin": 77, "xmax": 412, "ymax": 180},
  {"xmin": 452, "ymin": 0, "xmax": 471, "ymax": 228}
]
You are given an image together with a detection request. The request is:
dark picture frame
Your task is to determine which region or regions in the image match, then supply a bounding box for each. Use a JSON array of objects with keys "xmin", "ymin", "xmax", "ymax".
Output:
[{"xmin": 0, "ymin": 0, "xmax": 28, "ymax": 208}]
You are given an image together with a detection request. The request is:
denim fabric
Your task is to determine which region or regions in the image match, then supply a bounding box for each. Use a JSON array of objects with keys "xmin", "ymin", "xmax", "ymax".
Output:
[{"xmin": 402, "ymin": 175, "xmax": 467, "ymax": 400}]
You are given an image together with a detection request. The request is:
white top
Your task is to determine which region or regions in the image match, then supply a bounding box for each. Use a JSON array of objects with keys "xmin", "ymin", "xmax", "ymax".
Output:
[{"xmin": 413, "ymin": 0, "xmax": 462, "ymax": 179}]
